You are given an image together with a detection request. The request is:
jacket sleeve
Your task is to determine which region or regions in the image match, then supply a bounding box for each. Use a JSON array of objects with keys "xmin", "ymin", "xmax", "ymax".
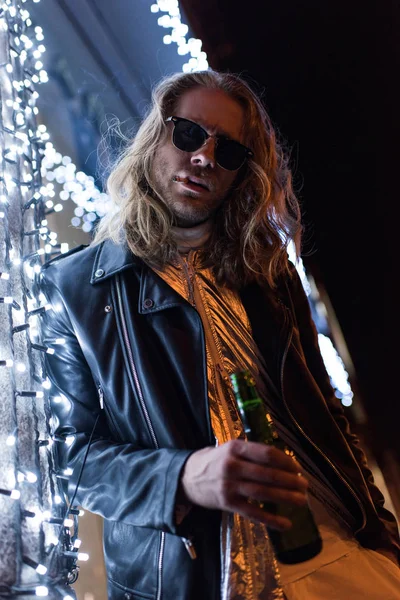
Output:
[
  {"xmin": 40, "ymin": 268, "xmax": 193, "ymax": 535},
  {"xmin": 285, "ymin": 263, "xmax": 400, "ymax": 562}
]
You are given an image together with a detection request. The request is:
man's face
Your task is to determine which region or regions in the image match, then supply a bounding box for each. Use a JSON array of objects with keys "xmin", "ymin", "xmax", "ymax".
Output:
[{"xmin": 150, "ymin": 87, "xmax": 245, "ymax": 228}]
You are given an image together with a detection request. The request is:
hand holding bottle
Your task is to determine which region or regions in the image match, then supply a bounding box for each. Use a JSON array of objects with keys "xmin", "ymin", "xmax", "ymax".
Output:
[
  {"xmin": 180, "ymin": 439, "xmax": 309, "ymax": 531},
  {"xmin": 229, "ymin": 370, "xmax": 322, "ymax": 563}
]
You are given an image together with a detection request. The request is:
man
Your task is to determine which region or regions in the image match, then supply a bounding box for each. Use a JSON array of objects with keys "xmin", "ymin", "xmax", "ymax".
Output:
[{"xmin": 40, "ymin": 70, "xmax": 400, "ymax": 599}]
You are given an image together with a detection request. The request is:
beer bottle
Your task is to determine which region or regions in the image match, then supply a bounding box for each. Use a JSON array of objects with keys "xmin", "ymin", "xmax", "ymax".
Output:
[{"xmin": 230, "ymin": 370, "xmax": 322, "ymax": 564}]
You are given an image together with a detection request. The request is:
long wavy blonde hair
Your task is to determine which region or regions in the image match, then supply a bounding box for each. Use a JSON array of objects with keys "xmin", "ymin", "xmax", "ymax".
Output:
[{"xmin": 93, "ymin": 70, "xmax": 302, "ymax": 289}]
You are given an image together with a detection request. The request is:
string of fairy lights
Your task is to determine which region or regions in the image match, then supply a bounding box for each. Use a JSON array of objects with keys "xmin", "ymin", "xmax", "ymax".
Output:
[
  {"xmin": 0, "ymin": 0, "xmax": 87, "ymax": 597},
  {"xmin": 0, "ymin": 1, "xmax": 212, "ymax": 596},
  {"xmin": 0, "ymin": 0, "xmax": 354, "ymax": 597}
]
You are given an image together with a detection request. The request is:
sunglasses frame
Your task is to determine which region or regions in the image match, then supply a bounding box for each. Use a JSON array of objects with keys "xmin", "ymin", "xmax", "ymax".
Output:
[{"xmin": 165, "ymin": 115, "xmax": 254, "ymax": 171}]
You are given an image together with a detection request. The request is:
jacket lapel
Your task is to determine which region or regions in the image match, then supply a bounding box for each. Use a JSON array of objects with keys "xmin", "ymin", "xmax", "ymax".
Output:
[
  {"xmin": 240, "ymin": 281, "xmax": 293, "ymax": 390},
  {"xmin": 91, "ymin": 240, "xmax": 190, "ymax": 312}
]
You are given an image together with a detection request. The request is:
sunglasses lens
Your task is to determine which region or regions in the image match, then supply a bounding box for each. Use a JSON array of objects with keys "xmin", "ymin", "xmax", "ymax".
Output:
[
  {"xmin": 173, "ymin": 120, "xmax": 206, "ymax": 152},
  {"xmin": 216, "ymin": 139, "xmax": 247, "ymax": 171},
  {"xmin": 171, "ymin": 117, "xmax": 250, "ymax": 171}
]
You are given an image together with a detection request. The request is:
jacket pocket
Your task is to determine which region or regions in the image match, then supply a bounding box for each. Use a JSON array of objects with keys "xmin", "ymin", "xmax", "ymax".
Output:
[{"xmin": 103, "ymin": 521, "xmax": 159, "ymax": 598}]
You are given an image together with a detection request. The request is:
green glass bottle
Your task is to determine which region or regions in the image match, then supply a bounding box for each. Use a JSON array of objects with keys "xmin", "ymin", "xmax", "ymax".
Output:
[{"xmin": 230, "ymin": 370, "xmax": 322, "ymax": 564}]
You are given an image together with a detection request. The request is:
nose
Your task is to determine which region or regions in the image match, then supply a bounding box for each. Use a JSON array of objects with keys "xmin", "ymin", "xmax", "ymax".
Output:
[{"xmin": 190, "ymin": 137, "xmax": 216, "ymax": 169}]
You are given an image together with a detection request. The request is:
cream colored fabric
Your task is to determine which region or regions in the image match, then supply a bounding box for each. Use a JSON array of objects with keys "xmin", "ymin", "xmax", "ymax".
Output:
[
  {"xmin": 282, "ymin": 546, "xmax": 400, "ymax": 599},
  {"xmin": 280, "ymin": 486, "xmax": 400, "ymax": 599}
]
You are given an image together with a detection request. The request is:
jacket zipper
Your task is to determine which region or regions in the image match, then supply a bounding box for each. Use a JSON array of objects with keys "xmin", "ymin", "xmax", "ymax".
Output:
[
  {"xmin": 115, "ymin": 276, "xmax": 158, "ymax": 447},
  {"xmin": 97, "ymin": 385, "xmax": 124, "ymax": 442},
  {"xmin": 182, "ymin": 537, "xmax": 197, "ymax": 559},
  {"xmin": 98, "ymin": 385, "xmax": 104, "ymax": 409},
  {"xmin": 115, "ymin": 275, "xmax": 165, "ymax": 599},
  {"xmin": 279, "ymin": 320, "xmax": 368, "ymax": 534}
]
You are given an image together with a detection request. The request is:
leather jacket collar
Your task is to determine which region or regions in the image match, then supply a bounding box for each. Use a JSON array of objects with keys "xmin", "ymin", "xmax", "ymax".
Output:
[
  {"xmin": 91, "ymin": 240, "xmax": 191, "ymax": 315},
  {"xmin": 90, "ymin": 241, "xmax": 139, "ymax": 284}
]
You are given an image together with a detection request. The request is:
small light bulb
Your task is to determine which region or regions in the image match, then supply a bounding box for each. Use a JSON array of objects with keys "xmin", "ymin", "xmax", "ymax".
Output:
[
  {"xmin": 36, "ymin": 564, "xmax": 47, "ymax": 575},
  {"xmin": 26, "ymin": 471, "xmax": 37, "ymax": 483},
  {"xmin": 64, "ymin": 518, "xmax": 73, "ymax": 527},
  {"xmin": 342, "ymin": 397, "xmax": 353, "ymax": 407},
  {"xmin": 11, "ymin": 489, "xmax": 20, "ymax": 499},
  {"xmin": 48, "ymin": 535, "xmax": 59, "ymax": 546},
  {"xmin": 35, "ymin": 586, "xmax": 48, "ymax": 597},
  {"xmin": 6, "ymin": 435, "xmax": 16, "ymax": 446},
  {"xmin": 77, "ymin": 552, "xmax": 89, "ymax": 561}
]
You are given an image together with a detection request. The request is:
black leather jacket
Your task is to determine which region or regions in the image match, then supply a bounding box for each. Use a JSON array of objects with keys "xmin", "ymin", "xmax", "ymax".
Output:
[{"xmin": 40, "ymin": 240, "xmax": 400, "ymax": 600}]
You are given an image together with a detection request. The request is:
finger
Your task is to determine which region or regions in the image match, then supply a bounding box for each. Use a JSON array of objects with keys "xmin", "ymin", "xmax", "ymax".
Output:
[
  {"xmin": 231, "ymin": 440, "xmax": 302, "ymax": 474},
  {"xmin": 235, "ymin": 480, "xmax": 308, "ymax": 507},
  {"xmin": 233, "ymin": 462, "xmax": 309, "ymax": 492},
  {"xmin": 231, "ymin": 497, "xmax": 292, "ymax": 530}
]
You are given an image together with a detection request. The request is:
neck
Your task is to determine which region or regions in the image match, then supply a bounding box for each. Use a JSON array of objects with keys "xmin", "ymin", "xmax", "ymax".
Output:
[{"xmin": 171, "ymin": 220, "xmax": 213, "ymax": 254}]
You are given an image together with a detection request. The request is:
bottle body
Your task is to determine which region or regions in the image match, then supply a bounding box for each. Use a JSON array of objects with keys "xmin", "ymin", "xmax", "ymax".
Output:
[{"xmin": 230, "ymin": 370, "xmax": 322, "ymax": 564}]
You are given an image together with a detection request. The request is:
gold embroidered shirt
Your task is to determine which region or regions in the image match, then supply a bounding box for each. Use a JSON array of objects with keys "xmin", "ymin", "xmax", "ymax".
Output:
[{"xmin": 153, "ymin": 251, "xmax": 284, "ymax": 600}]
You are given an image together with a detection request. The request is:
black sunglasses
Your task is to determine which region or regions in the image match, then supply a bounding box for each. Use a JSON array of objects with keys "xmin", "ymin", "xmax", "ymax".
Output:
[{"xmin": 165, "ymin": 116, "xmax": 253, "ymax": 171}]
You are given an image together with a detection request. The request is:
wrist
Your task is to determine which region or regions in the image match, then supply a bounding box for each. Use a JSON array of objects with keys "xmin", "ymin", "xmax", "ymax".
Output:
[{"xmin": 175, "ymin": 451, "xmax": 200, "ymax": 525}]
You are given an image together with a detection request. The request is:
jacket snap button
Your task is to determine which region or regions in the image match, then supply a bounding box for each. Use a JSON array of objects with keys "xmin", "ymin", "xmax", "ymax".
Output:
[
  {"xmin": 104, "ymin": 305, "xmax": 112, "ymax": 313},
  {"xmin": 95, "ymin": 269, "xmax": 104, "ymax": 278},
  {"xmin": 143, "ymin": 298, "xmax": 154, "ymax": 309}
]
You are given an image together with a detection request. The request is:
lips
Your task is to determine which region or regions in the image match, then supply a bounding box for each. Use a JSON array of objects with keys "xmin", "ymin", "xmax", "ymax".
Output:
[
  {"xmin": 175, "ymin": 174, "xmax": 211, "ymax": 191},
  {"xmin": 187, "ymin": 176, "xmax": 209, "ymax": 191}
]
